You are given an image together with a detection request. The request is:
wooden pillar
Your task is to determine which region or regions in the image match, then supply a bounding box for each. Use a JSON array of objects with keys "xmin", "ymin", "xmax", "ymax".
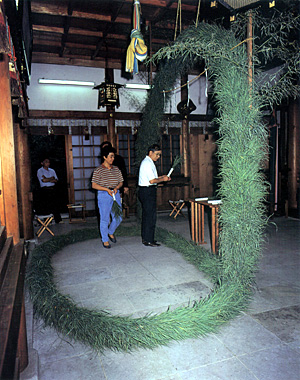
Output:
[
  {"xmin": 65, "ymin": 135, "xmax": 75, "ymax": 204},
  {"xmin": 105, "ymin": 68, "xmax": 116, "ymax": 148},
  {"xmin": 14, "ymin": 125, "xmax": 33, "ymax": 239},
  {"xmin": 182, "ymin": 118, "xmax": 190, "ymax": 199},
  {"xmin": 288, "ymin": 98, "xmax": 300, "ymax": 210},
  {"xmin": 107, "ymin": 111, "xmax": 116, "ymax": 148},
  {"xmin": 181, "ymin": 75, "xmax": 190, "ymax": 200},
  {"xmin": 148, "ymin": 22, "xmax": 153, "ymax": 86},
  {"xmin": 0, "ymin": 54, "xmax": 20, "ymax": 243}
]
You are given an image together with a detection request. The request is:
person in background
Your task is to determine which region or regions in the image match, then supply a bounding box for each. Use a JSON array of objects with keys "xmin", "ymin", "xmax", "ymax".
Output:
[
  {"xmin": 91, "ymin": 146, "xmax": 124, "ymax": 249},
  {"xmin": 100, "ymin": 141, "xmax": 129, "ymax": 195},
  {"xmin": 37, "ymin": 158, "xmax": 63, "ymax": 224},
  {"xmin": 138, "ymin": 144, "xmax": 171, "ymax": 247}
]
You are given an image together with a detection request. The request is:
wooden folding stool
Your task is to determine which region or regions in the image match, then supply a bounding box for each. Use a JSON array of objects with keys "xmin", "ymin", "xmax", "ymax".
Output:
[
  {"xmin": 168, "ymin": 200, "xmax": 186, "ymax": 219},
  {"xmin": 35, "ymin": 214, "xmax": 55, "ymax": 237},
  {"xmin": 67, "ymin": 203, "xmax": 86, "ymax": 223}
]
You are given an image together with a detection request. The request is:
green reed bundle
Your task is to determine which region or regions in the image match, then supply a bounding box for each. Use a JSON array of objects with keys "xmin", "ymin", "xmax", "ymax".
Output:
[
  {"xmin": 167, "ymin": 155, "xmax": 182, "ymax": 177},
  {"xmin": 112, "ymin": 193, "xmax": 123, "ymax": 219},
  {"xmin": 26, "ymin": 10, "xmax": 299, "ymax": 353}
]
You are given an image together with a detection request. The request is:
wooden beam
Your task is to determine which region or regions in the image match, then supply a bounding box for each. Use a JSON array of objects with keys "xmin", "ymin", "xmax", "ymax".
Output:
[
  {"xmin": 68, "ymin": 27, "xmax": 103, "ymax": 37},
  {"xmin": 31, "ymin": 52, "xmax": 122, "ymax": 69},
  {"xmin": 0, "ymin": 54, "xmax": 20, "ymax": 243},
  {"xmin": 150, "ymin": 0, "xmax": 176, "ymax": 24},
  {"xmin": 59, "ymin": 1, "xmax": 74, "ymax": 57},
  {"xmin": 32, "ymin": 25, "xmax": 64, "ymax": 34},
  {"xmin": 31, "ymin": 2, "xmax": 68, "ymax": 16},
  {"xmin": 64, "ymin": 42, "xmax": 96, "ymax": 50},
  {"xmin": 31, "ymin": 0, "xmax": 197, "ymax": 17},
  {"xmin": 31, "ymin": 2, "xmax": 131, "ymax": 23},
  {"xmin": 147, "ymin": 0, "xmax": 197, "ymax": 11},
  {"xmin": 13, "ymin": 125, "xmax": 33, "ymax": 239},
  {"xmin": 27, "ymin": 109, "xmax": 212, "ymax": 121},
  {"xmin": 91, "ymin": 0, "xmax": 127, "ymax": 60},
  {"xmin": 33, "ymin": 38, "xmax": 61, "ymax": 47},
  {"xmin": 69, "ymin": 29, "xmax": 128, "ymax": 41}
]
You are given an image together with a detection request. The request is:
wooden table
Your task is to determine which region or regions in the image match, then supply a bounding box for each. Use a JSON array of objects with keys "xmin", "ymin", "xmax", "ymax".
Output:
[{"xmin": 189, "ymin": 199, "xmax": 221, "ymax": 254}]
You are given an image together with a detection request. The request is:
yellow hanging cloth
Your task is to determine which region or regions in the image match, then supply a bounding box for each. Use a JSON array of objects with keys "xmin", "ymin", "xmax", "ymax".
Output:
[{"xmin": 125, "ymin": 0, "xmax": 147, "ymax": 74}]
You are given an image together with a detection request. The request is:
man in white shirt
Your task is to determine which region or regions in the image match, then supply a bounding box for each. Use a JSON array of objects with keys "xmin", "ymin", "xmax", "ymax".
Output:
[
  {"xmin": 138, "ymin": 144, "xmax": 171, "ymax": 247},
  {"xmin": 37, "ymin": 158, "xmax": 62, "ymax": 223}
]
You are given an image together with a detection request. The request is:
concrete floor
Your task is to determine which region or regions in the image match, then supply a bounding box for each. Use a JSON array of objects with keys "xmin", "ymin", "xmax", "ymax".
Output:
[{"xmin": 20, "ymin": 211, "xmax": 300, "ymax": 380}]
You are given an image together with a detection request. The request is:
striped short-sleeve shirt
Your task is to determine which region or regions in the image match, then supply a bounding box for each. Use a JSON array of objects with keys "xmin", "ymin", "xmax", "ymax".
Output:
[{"xmin": 91, "ymin": 165, "xmax": 123, "ymax": 189}]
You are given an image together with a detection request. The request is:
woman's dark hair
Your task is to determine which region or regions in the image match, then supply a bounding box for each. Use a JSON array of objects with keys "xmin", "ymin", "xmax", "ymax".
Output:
[
  {"xmin": 100, "ymin": 141, "xmax": 112, "ymax": 150},
  {"xmin": 100, "ymin": 141, "xmax": 116, "ymax": 153},
  {"xmin": 101, "ymin": 146, "xmax": 115, "ymax": 162},
  {"xmin": 147, "ymin": 144, "xmax": 161, "ymax": 154}
]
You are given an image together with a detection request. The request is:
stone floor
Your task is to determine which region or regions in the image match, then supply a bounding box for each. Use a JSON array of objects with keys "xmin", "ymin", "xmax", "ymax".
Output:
[{"xmin": 20, "ymin": 210, "xmax": 300, "ymax": 380}]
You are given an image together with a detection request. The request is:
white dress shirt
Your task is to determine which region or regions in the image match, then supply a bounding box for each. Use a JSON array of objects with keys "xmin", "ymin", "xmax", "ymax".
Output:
[
  {"xmin": 138, "ymin": 155, "xmax": 158, "ymax": 186},
  {"xmin": 37, "ymin": 167, "xmax": 58, "ymax": 188}
]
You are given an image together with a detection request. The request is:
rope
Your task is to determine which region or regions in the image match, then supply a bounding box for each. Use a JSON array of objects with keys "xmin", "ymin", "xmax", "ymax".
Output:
[
  {"xmin": 162, "ymin": 67, "xmax": 209, "ymax": 94},
  {"xmin": 133, "ymin": 0, "xmax": 140, "ymax": 31},
  {"xmin": 196, "ymin": 0, "xmax": 201, "ymax": 27},
  {"xmin": 174, "ymin": 0, "xmax": 181, "ymax": 41}
]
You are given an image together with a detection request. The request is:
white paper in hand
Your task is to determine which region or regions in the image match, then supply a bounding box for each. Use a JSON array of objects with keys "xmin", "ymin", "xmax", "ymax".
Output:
[{"xmin": 167, "ymin": 168, "xmax": 174, "ymax": 177}]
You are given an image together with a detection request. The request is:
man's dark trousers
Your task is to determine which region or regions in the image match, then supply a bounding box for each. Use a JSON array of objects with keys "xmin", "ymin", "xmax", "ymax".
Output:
[{"xmin": 138, "ymin": 186, "xmax": 157, "ymax": 243}]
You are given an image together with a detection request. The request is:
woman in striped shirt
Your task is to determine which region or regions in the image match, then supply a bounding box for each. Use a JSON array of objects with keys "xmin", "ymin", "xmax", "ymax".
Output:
[{"xmin": 92, "ymin": 146, "xmax": 124, "ymax": 248}]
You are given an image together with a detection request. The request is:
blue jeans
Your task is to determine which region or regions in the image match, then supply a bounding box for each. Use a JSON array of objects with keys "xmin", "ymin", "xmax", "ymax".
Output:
[{"xmin": 97, "ymin": 190, "xmax": 122, "ymax": 243}]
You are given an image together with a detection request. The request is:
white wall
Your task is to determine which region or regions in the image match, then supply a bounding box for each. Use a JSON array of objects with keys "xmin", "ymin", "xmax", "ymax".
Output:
[
  {"xmin": 28, "ymin": 63, "xmax": 208, "ymax": 114},
  {"xmin": 28, "ymin": 64, "xmax": 103, "ymax": 111}
]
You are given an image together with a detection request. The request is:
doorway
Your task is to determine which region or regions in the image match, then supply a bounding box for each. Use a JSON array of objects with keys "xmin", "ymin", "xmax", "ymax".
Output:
[{"xmin": 29, "ymin": 135, "xmax": 69, "ymax": 214}]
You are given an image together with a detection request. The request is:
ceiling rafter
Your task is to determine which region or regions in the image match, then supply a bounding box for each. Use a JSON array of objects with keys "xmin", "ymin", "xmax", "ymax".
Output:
[
  {"xmin": 91, "ymin": 0, "xmax": 127, "ymax": 60},
  {"xmin": 59, "ymin": 0, "xmax": 74, "ymax": 57},
  {"xmin": 30, "ymin": 0, "xmax": 232, "ymax": 69}
]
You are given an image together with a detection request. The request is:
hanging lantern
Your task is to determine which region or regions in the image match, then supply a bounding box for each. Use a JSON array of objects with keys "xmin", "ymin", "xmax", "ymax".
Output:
[{"xmin": 93, "ymin": 82, "xmax": 122, "ymax": 109}]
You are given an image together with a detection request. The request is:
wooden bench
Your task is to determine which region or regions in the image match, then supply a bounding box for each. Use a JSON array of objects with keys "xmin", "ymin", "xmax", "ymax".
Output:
[{"xmin": 0, "ymin": 225, "xmax": 28, "ymax": 379}]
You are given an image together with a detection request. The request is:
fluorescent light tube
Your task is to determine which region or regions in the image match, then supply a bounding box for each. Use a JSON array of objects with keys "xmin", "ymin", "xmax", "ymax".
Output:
[
  {"xmin": 38, "ymin": 79, "xmax": 95, "ymax": 87},
  {"xmin": 124, "ymin": 83, "xmax": 152, "ymax": 90}
]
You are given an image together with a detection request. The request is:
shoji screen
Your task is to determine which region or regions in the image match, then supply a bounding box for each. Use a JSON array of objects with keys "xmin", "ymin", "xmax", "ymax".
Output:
[{"xmin": 72, "ymin": 135, "xmax": 101, "ymax": 211}]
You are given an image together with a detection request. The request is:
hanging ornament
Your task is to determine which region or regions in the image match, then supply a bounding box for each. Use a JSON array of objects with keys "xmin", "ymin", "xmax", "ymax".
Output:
[
  {"xmin": 177, "ymin": 99, "xmax": 196, "ymax": 117},
  {"xmin": 177, "ymin": 80, "xmax": 196, "ymax": 117},
  {"xmin": 125, "ymin": 0, "xmax": 147, "ymax": 74}
]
